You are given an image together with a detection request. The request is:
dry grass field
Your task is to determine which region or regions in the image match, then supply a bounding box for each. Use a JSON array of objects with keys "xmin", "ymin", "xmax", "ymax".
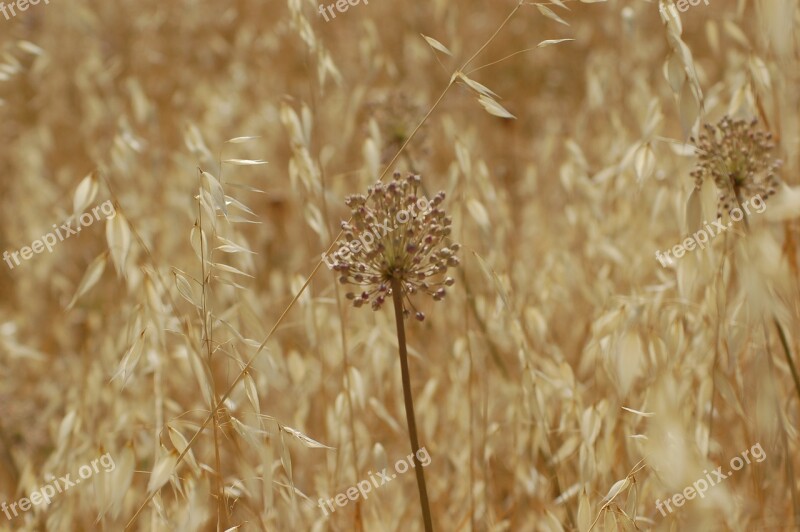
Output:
[{"xmin": 1, "ymin": 0, "xmax": 800, "ymax": 530}]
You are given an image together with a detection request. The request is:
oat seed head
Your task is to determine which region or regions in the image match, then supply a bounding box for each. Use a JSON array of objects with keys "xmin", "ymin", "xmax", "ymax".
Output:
[{"xmin": 337, "ymin": 172, "xmax": 459, "ymax": 321}]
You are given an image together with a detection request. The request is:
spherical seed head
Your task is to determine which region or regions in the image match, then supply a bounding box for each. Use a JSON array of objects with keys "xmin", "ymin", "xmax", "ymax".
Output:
[
  {"xmin": 335, "ymin": 172, "xmax": 460, "ymax": 318},
  {"xmin": 690, "ymin": 116, "xmax": 782, "ymax": 214}
]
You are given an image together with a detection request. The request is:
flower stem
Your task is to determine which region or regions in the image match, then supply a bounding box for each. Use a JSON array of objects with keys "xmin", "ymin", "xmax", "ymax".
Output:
[{"xmin": 391, "ymin": 277, "xmax": 433, "ymax": 532}]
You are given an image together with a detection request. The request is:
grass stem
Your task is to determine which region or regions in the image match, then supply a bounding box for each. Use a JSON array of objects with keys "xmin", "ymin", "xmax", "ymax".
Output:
[{"xmin": 774, "ymin": 317, "xmax": 800, "ymax": 404}]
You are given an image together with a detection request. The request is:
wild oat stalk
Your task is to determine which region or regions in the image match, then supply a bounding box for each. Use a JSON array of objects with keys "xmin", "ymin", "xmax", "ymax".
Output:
[
  {"xmin": 773, "ymin": 317, "xmax": 800, "ymax": 405},
  {"xmin": 126, "ymin": 2, "xmax": 527, "ymax": 524},
  {"xmin": 196, "ymin": 168, "xmax": 227, "ymax": 528},
  {"xmin": 335, "ymin": 172, "xmax": 460, "ymax": 531}
]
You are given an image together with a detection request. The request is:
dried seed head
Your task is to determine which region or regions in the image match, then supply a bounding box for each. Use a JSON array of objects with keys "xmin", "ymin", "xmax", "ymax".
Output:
[
  {"xmin": 690, "ymin": 116, "xmax": 782, "ymax": 216},
  {"xmin": 336, "ymin": 172, "xmax": 459, "ymax": 319}
]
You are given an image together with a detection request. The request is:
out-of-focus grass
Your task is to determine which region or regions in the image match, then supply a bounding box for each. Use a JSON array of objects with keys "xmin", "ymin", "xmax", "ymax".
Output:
[{"xmin": 0, "ymin": 0, "xmax": 798, "ymax": 530}]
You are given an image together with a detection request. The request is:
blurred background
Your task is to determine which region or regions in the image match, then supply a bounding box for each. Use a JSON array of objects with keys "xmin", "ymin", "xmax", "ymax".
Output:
[{"xmin": 0, "ymin": 0, "xmax": 799, "ymax": 530}]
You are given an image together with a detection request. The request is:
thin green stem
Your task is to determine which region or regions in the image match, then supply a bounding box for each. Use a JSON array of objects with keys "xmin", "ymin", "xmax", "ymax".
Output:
[{"xmin": 391, "ymin": 277, "xmax": 433, "ymax": 532}]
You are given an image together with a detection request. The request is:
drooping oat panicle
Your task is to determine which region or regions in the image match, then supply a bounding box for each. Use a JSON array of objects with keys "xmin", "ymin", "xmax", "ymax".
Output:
[
  {"xmin": 689, "ymin": 116, "xmax": 782, "ymax": 216},
  {"xmin": 335, "ymin": 171, "xmax": 459, "ymax": 321}
]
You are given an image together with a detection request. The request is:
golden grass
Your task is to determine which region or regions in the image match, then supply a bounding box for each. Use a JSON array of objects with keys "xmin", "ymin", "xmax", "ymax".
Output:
[{"xmin": 0, "ymin": 0, "xmax": 799, "ymax": 530}]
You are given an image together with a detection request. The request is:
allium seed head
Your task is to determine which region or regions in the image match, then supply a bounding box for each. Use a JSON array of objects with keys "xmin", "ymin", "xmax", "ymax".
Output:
[
  {"xmin": 335, "ymin": 172, "xmax": 459, "ymax": 319},
  {"xmin": 690, "ymin": 116, "xmax": 782, "ymax": 217}
]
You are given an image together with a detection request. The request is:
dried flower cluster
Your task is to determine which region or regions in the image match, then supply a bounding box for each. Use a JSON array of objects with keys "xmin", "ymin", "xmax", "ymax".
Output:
[
  {"xmin": 335, "ymin": 172, "xmax": 459, "ymax": 321},
  {"xmin": 690, "ymin": 116, "xmax": 782, "ymax": 216}
]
